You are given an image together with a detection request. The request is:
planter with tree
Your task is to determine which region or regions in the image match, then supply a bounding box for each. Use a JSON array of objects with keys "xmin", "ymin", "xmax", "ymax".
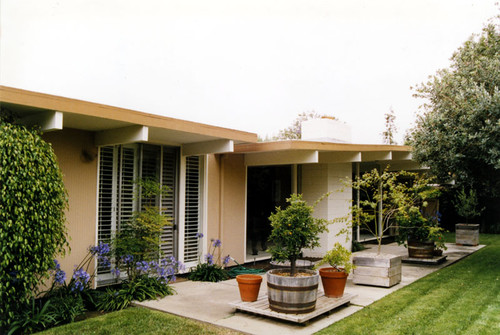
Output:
[
  {"xmin": 266, "ymin": 193, "xmax": 329, "ymax": 314},
  {"xmin": 453, "ymin": 188, "xmax": 483, "ymax": 246},
  {"xmin": 348, "ymin": 168, "xmax": 439, "ymax": 287},
  {"xmin": 315, "ymin": 243, "xmax": 354, "ymax": 298}
]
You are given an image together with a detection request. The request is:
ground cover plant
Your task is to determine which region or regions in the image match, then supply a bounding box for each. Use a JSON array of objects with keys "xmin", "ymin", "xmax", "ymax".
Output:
[
  {"xmin": 37, "ymin": 307, "xmax": 242, "ymax": 335},
  {"xmin": 317, "ymin": 233, "xmax": 500, "ymax": 335},
  {"xmin": 188, "ymin": 234, "xmax": 231, "ymax": 282}
]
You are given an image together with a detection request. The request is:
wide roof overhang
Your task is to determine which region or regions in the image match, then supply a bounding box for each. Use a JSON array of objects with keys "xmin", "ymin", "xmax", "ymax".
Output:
[
  {"xmin": 234, "ymin": 140, "xmax": 420, "ymax": 170},
  {"xmin": 0, "ymin": 86, "xmax": 258, "ymax": 155}
]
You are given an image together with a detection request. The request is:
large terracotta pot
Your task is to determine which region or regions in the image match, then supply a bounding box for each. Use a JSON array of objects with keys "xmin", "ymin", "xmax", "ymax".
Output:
[
  {"xmin": 266, "ymin": 269, "xmax": 319, "ymax": 314},
  {"xmin": 319, "ymin": 267, "xmax": 348, "ymax": 298},
  {"xmin": 236, "ymin": 274, "xmax": 262, "ymax": 302}
]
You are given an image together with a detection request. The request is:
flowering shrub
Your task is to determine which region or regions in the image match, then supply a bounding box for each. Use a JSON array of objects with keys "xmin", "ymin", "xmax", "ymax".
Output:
[{"xmin": 188, "ymin": 235, "xmax": 230, "ymax": 282}]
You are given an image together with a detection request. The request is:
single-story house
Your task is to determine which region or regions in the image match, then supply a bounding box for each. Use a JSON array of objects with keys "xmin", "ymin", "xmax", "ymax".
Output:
[{"xmin": 1, "ymin": 86, "xmax": 418, "ymax": 286}]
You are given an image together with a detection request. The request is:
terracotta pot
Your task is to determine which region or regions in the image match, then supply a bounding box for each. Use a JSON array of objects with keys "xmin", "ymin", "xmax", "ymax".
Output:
[
  {"xmin": 236, "ymin": 274, "xmax": 262, "ymax": 302},
  {"xmin": 319, "ymin": 267, "xmax": 348, "ymax": 298}
]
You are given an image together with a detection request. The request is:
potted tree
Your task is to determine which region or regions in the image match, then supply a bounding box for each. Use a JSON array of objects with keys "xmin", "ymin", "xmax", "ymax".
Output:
[
  {"xmin": 266, "ymin": 193, "xmax": 329, "ymax": 314},
  {"xmin": 348, "ymin": 168, "xmax": 438, "ymax": 287},
  {"xmin": 315, "ymin": 243, "xmax": 354, "ymax": 298},
  {"xmin": 453, "ymin": 188, "xmax": 483, "ymax": 246}
]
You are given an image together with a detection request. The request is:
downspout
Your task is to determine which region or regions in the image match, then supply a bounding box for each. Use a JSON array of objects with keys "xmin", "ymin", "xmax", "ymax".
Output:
[
  {"xmin": 356, "ymin": 162, "xmax": 360, "ymax": 242},
  {"xmin": 218, "ymin": 154, "xmax": 224, "ymax": 245}
]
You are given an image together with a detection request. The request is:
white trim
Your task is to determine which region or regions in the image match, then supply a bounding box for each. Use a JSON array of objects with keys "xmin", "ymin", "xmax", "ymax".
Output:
[
  {"xmin": 245, "ymin": 150, "xmax": 319, "ymax": 166},
  {"xmin": 201, "ymin": 155, "xmax": 208, "ymax": 259},
  {"xmin": 177, "ymin": 152, "xmax": 186, "ymax": 263},
  {"xmin": 20, "ymin": 110, "xmax": 63, "ymax": 132},
  {"xmin": 182, "ymin": 139, "xmax": 234, "ymax": 156},
  {"xmin": 95, "ymin": 125, "xmax": 149, "ymax": 146}
]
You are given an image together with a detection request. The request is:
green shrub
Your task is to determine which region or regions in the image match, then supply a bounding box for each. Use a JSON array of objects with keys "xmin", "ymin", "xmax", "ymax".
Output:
[
  {"xmin": 0, "ymin": 122, "xmax": 69, "ymax": 331},
  {"xmin": 188, "ymin": 237, "xmax": 230, "ymax": 282}
]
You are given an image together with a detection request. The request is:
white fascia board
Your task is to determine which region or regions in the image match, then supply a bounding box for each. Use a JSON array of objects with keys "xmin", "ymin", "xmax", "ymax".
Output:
[
  {"xmin": 391, "ymin": 151, "xmax": 413, "ymax": 161},
  {"xmin": 361, "ymin": 151, "xmax": 392, "ymax": 162},
  {"xmin": 182, "ymin": 139, "xmax": 234, "ymax": 156},
  {"xmin": 20, "ymin": 111, "xmax": 63, "ymax": 132},
  {"xmin": 245, "ymin": 150, "xmax": 319, "ymax": 166},
  {"xmin": 319, "ymin": 151, "xmax": 362, "ymax": 163},
  {"xmin": 95, "ymin": 125, "xmax": 148, "ymax": 146}
]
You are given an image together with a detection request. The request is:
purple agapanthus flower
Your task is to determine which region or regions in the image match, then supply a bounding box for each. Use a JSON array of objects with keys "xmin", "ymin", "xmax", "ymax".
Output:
[
  {"xmin": 212, "ymin": 239, "xmax": 222, "ymax": 248},
  {"xmin": 99, "ymin": 256, "xmax": 111, "ymax": 268},
  {"xmin": 136, "ymin": 261, "xmax": 150, "ymax": 273},
  {"xmin": 121, "ymin": 255, "xmax": 134, "ymax": 265},
  {"xmin": 196, "ymin": 232, "xmax": 204, "ymax": 239},
  {"xmin": 72, "ymin": 268, "xmax": 90, "ymax": 292},
  {"xmin": 89, "ymin": 242, "xmax": 110, "ymax": 256},
  {"xmin": 223, "ymin": 255, "xmax": 231, "ymax": 266},
  {"xmin": 205, "ymin": 253, "xmax": 214, "ymax": 265},
  {"xmin": 51, "ymin": 260, "xmax": 66, "ymax": 285},
  {"xmin": 111, "ymin": 267, "xmax": 121, "ymax": 278}
]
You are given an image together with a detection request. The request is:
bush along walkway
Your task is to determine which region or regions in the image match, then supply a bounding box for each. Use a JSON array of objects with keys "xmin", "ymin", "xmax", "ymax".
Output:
[{"xmin": 317, "ymin": 234, "xmax": 500, "ymax": 335}]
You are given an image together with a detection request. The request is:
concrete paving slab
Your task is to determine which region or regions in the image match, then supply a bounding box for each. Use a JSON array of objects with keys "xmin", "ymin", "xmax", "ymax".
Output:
[{"xmin": 135, "ymin": 243, "xmax": 484, "ymax": 335}]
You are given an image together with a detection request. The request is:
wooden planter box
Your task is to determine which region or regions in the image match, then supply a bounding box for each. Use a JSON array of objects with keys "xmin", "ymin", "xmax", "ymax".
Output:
[
  {"xmin": 353, "ymin": 253, "xmax": 402, "ymax": 288},
  {"xmin": 456, "ymin": 223, "xmax": 479, "ymax": 246}
]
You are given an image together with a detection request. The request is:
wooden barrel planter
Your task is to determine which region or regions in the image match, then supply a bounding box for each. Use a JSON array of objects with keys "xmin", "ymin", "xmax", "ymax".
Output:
[
  {"xmin": 266, "ymin": 269, "xmax": 319, "ymax": 314},
  {"xmin": 408, "ymin": 239, "xmax": 435, "ymax": 259}
]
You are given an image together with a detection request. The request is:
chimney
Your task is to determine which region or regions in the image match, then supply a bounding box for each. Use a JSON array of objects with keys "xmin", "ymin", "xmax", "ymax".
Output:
[{"xmin": 301, "ymin": 117, "xmax": 352, "ymax": 143}]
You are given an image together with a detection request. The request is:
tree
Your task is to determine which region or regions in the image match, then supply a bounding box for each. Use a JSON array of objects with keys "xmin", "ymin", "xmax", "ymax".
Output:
[
  {"xmin": 0, "ymin": 121, "xmax": 69, "ymax": 331},
  {"xmin": 381, "ymin": 108, "xmax": 398, "ymax": 145},
  {"xmin": 273, "ymin": 111, "xmax": 333, "ymax": 140},
  {"xmin": 407, "ymin": 18, "xmax": 500, "ymax": 200}
]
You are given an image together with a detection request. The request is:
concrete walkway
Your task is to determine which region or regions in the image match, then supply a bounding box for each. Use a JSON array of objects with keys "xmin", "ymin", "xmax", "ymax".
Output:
[{"xmin": 135, "ymin": 243, "xmax": 483, "ymax": 335}]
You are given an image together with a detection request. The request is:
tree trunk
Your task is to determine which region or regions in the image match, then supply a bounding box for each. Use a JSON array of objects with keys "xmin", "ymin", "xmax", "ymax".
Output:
[{"xmin": 290, "ymin": 257, "xmax": 297, "ymax": 276}]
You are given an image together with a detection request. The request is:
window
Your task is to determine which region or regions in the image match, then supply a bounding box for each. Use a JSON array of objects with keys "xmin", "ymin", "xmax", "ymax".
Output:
[{"xmin": 97, "ymin": 144, "xmax": 181, "ymax": 280}]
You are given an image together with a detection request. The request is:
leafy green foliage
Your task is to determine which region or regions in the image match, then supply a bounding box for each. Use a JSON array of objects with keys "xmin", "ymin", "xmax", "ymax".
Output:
[
  {"xmin": 453, "ymin": 188, "xmax": 484, "ymax": 223},
  {"xmin": 96, "ymin": 276, "xmax": 174, "ymax": 312},
  {"xmin": 113, "ymin": 178, "xmax": 172, "ymax": 280},
  {"xmin": 315, "ymin": 243, "xmax": 354, "ymax": 274},
  {"xmin": 407, "ymin": 18, "xmax": 500, "ymax": 201},
  {"xmin": 7, "ymin": 299, "xmax": 57, "ymax": 335},
  {"xmin": 267, "ymin": 193, "xmax": 329, "ymax": 276},
  {"xmin": 188, "ymin": 263, "xmax": 229, "ymax": 282},
  {"xmin": 348, "ymin": 168, "xmax": 440, "ymax": 253},
  {"xmin": 0, "ymin": 122, "xmax": 69, "ymax": 330},
  {"xmin": 188, "ymin": 237, "xmax": 230, "ymax": 282}
]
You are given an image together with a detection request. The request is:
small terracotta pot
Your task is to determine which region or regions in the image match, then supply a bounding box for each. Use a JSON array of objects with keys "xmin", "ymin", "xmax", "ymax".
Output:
[
  {"xmin": 319, "ymin": 267, "xmax": 348, "ymax": 298},
  {"xmin": 236, "ymin": 274, "xmax": 262, "ymax": 302}
]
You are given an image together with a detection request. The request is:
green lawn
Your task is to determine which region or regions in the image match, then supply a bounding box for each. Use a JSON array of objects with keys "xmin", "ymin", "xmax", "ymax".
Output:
[
  {"xmin": 316, "ymin": 233, "xmax": 500, "ymax": 335},
  {"xmin": 37, "ymin": 307, "xmax": 241, "ymax": 335}
]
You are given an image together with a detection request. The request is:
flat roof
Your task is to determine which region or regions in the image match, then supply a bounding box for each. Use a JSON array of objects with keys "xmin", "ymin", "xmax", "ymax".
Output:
[
  {"xmin": 0, "ymin": 86, "xmax": 258, "ymax": 145},
  {"xmin": 234, "ymin": 140, "xmax": 411, "ymax": 153}
]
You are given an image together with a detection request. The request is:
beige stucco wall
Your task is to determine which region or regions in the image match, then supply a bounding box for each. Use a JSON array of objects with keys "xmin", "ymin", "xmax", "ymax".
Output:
[
  {"xmin": 301, "ymin": 163, "xmax": 352, "ymax": 257},
  {"xmin": 43, "ymin": 128, "xmax": 98, "ymax": 282},
  {"xmin": 206, "ymin": 154, "xmax": 247, "ymax": 265}
]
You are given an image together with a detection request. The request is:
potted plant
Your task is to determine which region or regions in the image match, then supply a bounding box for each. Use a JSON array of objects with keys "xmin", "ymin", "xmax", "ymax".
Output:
[
  {"xmin": 315, "ymin": 243, "xmax": 354, "ymax": 298},
  {"xmin": 235, "ymin": 274, "xmax": 262, "ymax": 302},
  {"xmin": 347, "ymin": 168, "xmax": 438, "ymax": 286},
  {"xmin": 266, "ymin": 193, "xmax": 329, "ymax": 314},
  {"xmin": 453, "ymin": 188, "xmax": 483, "ymax": 246}
]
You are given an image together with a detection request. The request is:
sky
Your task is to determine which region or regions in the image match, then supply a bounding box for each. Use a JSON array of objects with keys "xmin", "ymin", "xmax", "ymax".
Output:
[{"xmin": 1, "ymin": 0, "xmax": 498, "ymax": 144}]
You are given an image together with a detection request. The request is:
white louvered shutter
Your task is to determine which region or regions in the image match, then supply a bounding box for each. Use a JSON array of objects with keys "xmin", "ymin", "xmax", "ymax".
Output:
[
  {"xmin": 184, "ymin": 156, "xmax": 201, "ymax": 262},
  {"xmin": 160, "ymin": 148, "xmax": 178, "ymax": 258}
]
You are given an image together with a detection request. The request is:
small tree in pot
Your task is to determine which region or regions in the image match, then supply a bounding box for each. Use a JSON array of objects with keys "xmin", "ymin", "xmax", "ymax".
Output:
[
  {"xmin": 315, "ymin": 243, "xmax": 354, "ymax": 298},
  {"xmin": 266, "ymin": 193, "xmax": 329, "ymax": 314},
  {"xmin": 267, "ymin": 193, "xmax": 329, "ymax": 276}
]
